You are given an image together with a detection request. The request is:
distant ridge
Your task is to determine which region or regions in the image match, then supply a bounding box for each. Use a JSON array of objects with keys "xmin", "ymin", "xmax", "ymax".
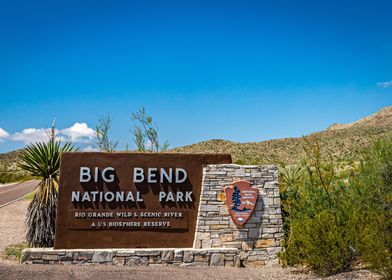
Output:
[
  {"xmin": 171, "ymin": 106, "xmax": 392, "ymax": 164},
  {"xmin": 1, "ymin": 106, "xmax": 391, "ymax": 177}
]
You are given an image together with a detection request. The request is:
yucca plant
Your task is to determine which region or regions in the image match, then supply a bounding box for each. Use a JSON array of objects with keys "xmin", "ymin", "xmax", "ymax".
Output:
[{"xmin": 19, "ymin": 140, "xmax": 76, "ymax": 247}]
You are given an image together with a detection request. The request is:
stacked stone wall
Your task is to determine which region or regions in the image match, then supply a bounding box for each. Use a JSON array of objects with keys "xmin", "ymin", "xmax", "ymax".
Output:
[{"xmin": 194, "ymin": 164, "xmax": 283, "ymax": 266}]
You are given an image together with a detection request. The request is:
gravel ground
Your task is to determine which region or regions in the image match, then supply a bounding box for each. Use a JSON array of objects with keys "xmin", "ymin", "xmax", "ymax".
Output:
[
  {"xmin": 0, "ymin": 200, "xmax": 381, "ymax": 280},
  {"xmin": 0, "ymin": 199, "xmax": 28, "ymax": 253}
]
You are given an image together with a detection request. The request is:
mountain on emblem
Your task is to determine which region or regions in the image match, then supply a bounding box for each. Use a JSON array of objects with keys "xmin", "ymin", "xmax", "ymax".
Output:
[{"xmin": 224, "ymin": 180, "xmax": 258, "ymax": 227}]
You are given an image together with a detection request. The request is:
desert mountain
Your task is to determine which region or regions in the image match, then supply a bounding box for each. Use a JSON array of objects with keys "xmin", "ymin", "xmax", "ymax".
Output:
[
  {"xmin": 171, "ymin": 106, "xmax": 392, "ymax": 164},
  {"xmin": 1, "ymin": 106, "xmax": 391, "ymax": 179}
]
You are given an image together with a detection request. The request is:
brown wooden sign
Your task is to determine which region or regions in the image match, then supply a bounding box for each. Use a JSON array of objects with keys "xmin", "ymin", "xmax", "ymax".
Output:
[
  {"xmin": 224, "ymin": 180, "xmax": 258, "ymax": 227},
  {"xmin": 54, "ymin": 152, "xmax": 231, "ymax": 249}
]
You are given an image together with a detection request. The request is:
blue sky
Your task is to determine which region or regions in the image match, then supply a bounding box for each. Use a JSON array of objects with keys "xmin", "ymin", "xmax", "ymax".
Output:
[{"xmin": 0, "ymin": 0, "xmax": 391, "ymax": 153}]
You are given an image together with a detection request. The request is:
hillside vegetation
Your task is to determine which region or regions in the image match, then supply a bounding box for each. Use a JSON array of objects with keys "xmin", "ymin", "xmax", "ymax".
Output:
[
  {"xmin": 172, "ymin": 106, "xmax": 392, "ymax": 165},
  {"xmin": 0, "ymin": 150, "xmax": 30, "ymax": 183},
  {"xmin": 0, "ymin": 106, "xmax": 391, "ymax": 182}
]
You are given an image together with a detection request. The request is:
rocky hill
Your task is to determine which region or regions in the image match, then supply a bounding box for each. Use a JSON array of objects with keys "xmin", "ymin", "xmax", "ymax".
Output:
[
  {"xmin": 0, "ymin": 149, "xmax": 30, "ymax": 183},
  {"xmin": 172, "ymin": 106, "xmax": 392, "ymax": 165},
  {"xmin": 0, "ymin": 106, "xmax": 391, "ymax": 181}
]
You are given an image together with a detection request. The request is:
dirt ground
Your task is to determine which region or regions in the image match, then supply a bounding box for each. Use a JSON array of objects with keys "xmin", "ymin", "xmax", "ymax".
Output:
[{"xmin": 0, "ymin": 200, "xmax": 380, "ymax": 280}]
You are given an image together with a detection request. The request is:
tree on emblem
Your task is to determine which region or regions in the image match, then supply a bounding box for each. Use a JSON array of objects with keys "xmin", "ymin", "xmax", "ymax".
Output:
[
  {"xmin": 231, "ymin": 186, "xmax": 242, "ymax": 211},
  {"xmin": 231, "ymin": 186, "xmax": 250, "ymax": 212}
]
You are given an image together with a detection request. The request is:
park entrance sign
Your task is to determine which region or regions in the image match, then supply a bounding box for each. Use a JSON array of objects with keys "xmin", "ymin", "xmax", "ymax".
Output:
[
  {"xmin": 54, "ymin": 152, "xmax": 231, "ymax": 249},
  {"xmin": 25, "ymin": 154, "xmax": 284, "ymax": 267}
]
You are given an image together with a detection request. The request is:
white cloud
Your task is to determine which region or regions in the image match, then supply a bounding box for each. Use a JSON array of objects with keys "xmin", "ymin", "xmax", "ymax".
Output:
[
  {"xmin": 60, "ymin": 122, "xmax": 95, "ymax": 143},
  {"xmin": 0, "ymin": 128, "xmax": 9, "ymax": 138},
  {"xmin": 377, "ymin": 80, "xmax": 392, "ymax": 88},
  {"xmin": 10, "ymin": 128, "xmax": 49, "ymax": 144},
  {"xmin": 3, "ymin": 123, "xmax": 96, "ymax": 145}
]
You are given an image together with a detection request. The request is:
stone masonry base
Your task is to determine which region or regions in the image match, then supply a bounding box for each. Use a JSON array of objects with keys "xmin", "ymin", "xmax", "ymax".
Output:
[
  {"xmin": 21, "ymin": 164, "xmax": 283, "ymax": 268},
  {"xmin": 21, "ymin": 247, "xmax": 278, "ymax": 267}
]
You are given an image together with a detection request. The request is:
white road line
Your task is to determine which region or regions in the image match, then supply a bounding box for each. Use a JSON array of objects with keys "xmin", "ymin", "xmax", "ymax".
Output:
[
  {"xmin": 0, "ymin": 184, "xmax": 32, "ymax": 195},
  {"xmin": 0, "ymin": 191, "xmax": 33, "ymax": 209},
  {"xmin": 0, "ymin": 182, "xmax": 18, "ymax": 188}
]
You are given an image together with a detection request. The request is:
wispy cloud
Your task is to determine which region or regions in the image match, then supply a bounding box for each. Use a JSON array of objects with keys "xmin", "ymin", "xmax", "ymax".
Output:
[
  {"xmin": 377, "ymin": 80, "xmax": 392, "ymax": 88},
  {"xmin": 0, "ymin": 122, "xmax": 96, "ymax": 145}
]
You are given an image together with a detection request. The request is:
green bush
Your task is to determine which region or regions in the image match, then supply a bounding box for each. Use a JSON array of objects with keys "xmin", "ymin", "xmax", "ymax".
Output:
[
  {"xmin": 350, "ymin": 137, "xmax": 392, "ymax": 279},
  {"xmin": 279, "ymin": 137, "xmax": 392, "ymax": 279},
  {"xmin": 279, "ymin": 138, "xmax": 357, "ymax": 275}
]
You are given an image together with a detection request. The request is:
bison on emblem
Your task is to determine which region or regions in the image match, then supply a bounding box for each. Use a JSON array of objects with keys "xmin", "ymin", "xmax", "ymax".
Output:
[{"xmin": 224, "ymin": 180, "xmax": 258, "ymax": 227}]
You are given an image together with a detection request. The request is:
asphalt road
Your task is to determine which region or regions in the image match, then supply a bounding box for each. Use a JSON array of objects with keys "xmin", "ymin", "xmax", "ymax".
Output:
[{"xmin": 0, "ymin": 181, "xmax": 38, "ymax": 207}]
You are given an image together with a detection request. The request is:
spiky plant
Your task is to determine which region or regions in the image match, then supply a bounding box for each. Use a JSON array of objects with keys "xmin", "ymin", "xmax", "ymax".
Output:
[{"xmin": 19, "ymin": 140, "xmax": 76, "ymax": 247}]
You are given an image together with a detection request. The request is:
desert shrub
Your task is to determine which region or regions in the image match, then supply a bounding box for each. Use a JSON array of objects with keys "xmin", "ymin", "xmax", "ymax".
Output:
[
  {"xmin": 279, "ymin": 138, "xmax": 358, "ymax": 276},
  {"xmin": 280, "ymin": 137, "xmax": 392, "ymax": 279},
  {"xmin": 349, "ymin": 137, "xmax": 392, "ymax": 279}
]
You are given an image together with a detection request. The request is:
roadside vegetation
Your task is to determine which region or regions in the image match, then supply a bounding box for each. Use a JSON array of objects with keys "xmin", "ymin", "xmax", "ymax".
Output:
[
  {"xmin": 4, "ymin": 242, "xmax": 28, "ymax": 262},
  {"xmin": 279, "ymin": 136, "xmax": 392, "ymax": 279},
  {"xmin": 0, "ymin": 171, "xmax": 31, "ymax": 184}
]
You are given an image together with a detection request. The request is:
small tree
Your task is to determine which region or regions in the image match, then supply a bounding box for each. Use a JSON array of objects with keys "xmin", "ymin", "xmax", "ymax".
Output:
[
  {"xmin": 95, "ymin": 114, "xmax": 118, "ymax": 152},
  {"xmin": 131, "ymin": 106, "xmax": 169, "ymax": 152}
]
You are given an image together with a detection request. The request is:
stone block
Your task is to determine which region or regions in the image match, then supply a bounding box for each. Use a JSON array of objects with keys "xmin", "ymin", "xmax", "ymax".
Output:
[
  {"xmin": 125, "ymin": 256, "xmax": 148, "ymax": 266},
  {"xmin": 196, "ymin": 232, "xmax": 210, "ymax": 240},
  {"xmin": 74, "ymin": 251, "xmax": 94, "ymax": 261},
  {"xmin": 200, "ymin": 205, "xmax": 219, "ymax": 212},
  {"xmin": 161, "ymin": 250, "xmax": 174, "ymax": 262},
  {"xmin": 42, "ymin": 254, "xmax": 60, "ymax": 261},
  {"xmin": 234, "ymin": 256, "xmax": 241, "ymax": 267},
  {"xmin": 174, "ymin": 250, "xmax": 183, "ymax": 261},
  {"xmin": 263, "ymin": 197, "xmax": 274, "ymax": 206},
  {"xmin": 238, "ymin": 251, "xmax": 248, "ymax": 260},
  {"xmin": 149, "ymin": 255, "xmax": 161, "ymax": 264},
  {"xmin": 241, "ymin": 241, "xmax": 253, "ymax": 251},
  {"xmin": 115, "ymin": 250, "xmax": 136, "ymax": 257},
  {"xmin": 249, "ymin": 227, "xmax": 262, "ymax": 239},
  {"xmin": 91, "ymin": 251, "xmax": 113, "ymax": 263},
  {"xmin": 194, "ymin": 254, "xmax": 208, "ymax": 262},
  {"xmin": 255, "ymin": 239, "xmax": 275, "ymax": 248},
  {"xmin": 29, "ymin": 252, "xmax": 42, "ymax": 260},
  {"xmin": 210, "ymin": 224, "xmax": 228, "ymax": 230},
  {"xmin": 112, "ymin": 257, "xmax": 125, "ymax": 265},
  {"xmin": 135, "ymin": 250, "xmax": 160, "ymax": 256},
  {"xmin": 220, "ymin": 234, "xmax": 233, "ymax": 242},
  {"xmin": 267, "ymin": 247, "xmax": 282, "ymax": 255},
  {"xmin": 201, "ymin": 239, "xmax": 212, "ymax": 248},
  {"xmin": 233, "ymin": 230, "xmax": 248, "ymax": 240},
  {"xmin": 183, "ymin": 251, "xmax": 193, "ymax": 263},
  {"xmin": 263, "ymin": 227, "xmax": 279, "ymax": 233},
  {"xmin": 210, "ymin": 253, "xmax": 224, "ymax": 266}
]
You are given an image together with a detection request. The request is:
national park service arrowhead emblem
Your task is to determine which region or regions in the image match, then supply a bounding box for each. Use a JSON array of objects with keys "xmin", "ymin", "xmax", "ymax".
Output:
[{"xmin": 224, "ymin": 180, "xmax": 258, "ymax": 227}]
